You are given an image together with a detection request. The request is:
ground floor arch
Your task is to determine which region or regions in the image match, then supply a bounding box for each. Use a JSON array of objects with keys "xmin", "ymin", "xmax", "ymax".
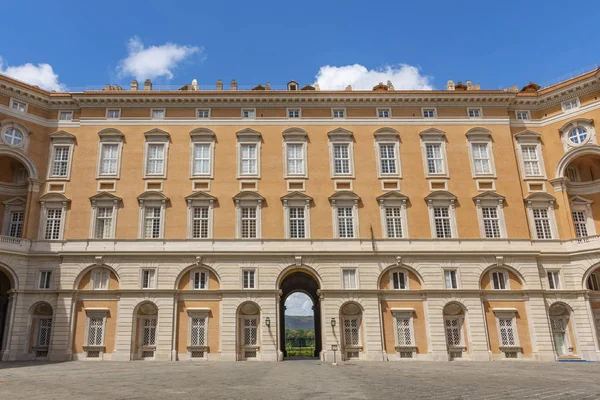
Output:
[{"xmin": 0, "ymin": 269, "xmax": 12, "ymax": 353}]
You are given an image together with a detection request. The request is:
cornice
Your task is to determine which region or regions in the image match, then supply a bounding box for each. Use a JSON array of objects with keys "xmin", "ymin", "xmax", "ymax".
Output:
[{"xmin": 512, "ymin": 77, "xmax": 600, "ymax": 110}]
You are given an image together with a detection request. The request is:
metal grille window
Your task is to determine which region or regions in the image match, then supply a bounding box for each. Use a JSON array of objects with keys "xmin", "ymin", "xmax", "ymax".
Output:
[
  {"xmin": 444, "ymin": 270, "xmax": 458, "ymax": 289},
  {"xmin": 191, "ymin": 317, "xmax": 207, "ymax": 346},
  {"xmin": 240, "ymin": 144, "xmax": 257, "ymax": 175},
  {"xmin": 8, "ymin": 211, "xmax": 23, "ymax": 238},
  {"xmin": 87, "ymin": 317, "xmax": 104, "ymax": 346},
  {"xmin": 286, "ymin": 144, "xmax": 305, "ymax": 175},
  {"xmin": 146, "ymin": 144, "xmax": 165, "ymax": 175},
  {"xmin": 433, "ymin": 207, "xmax": 452, "ymax": 238},
  {"xmin": 482, "ymin": 207, "xmax": 501, "ymax": 238},
  {"xmin": 492, "ymin": 271, "xmax": 507, "ymax": 290},
  {"xmin": 240, "ymin": 207, "xmax": 257, "ymax": 238},
  {"xmin": 572, "ymin": 211, "xmax": 588, "ymax": 238},
  {"xmin": 472, "ymin": 143, "xmax": 491, "ymax": 174},
  {"xmin": 547, "ymin": 271, "xmax": 561, "ymax": 289},
  {"xmin": 337, "ymin": 207, "xmax": 355, "ymax": 238},
  {"xmin": 425, "ymin": 143, "xmax": 444, "ymax": 174},
  {"xmin": 99, "ymin": 144, "xmax": 119, "ymax": 175},
  {"xmin": 243, "ymin": 270, "xmax": 255, "ymax": 289},
  {"xmin": 342, "ymin": 269, "xmax": 357, "ymax": 289},
  {"xmin": 392, "ymin": 271, "xmax": 407, "ymax": 289},
  {"xmin": 95, "ymin": 207, "xmax": 113, "ymax": 239},
  {"xmin": 395, "ymin": 317, "xmax": 412, "ymax": 346},
  {"xmin": 532, "ymin": 208, "xmax": 552, "ymax": 239},
  {"xmin": 93, "ymin": 270, "xmax": 109, "ymax": 290},
  {"xmin": 141, "ymin": 269, "xmax": 155, "ymax": 289},
  {"xmin": 289, "ymin": 207, "xmax": 306, "ymax": 238},
  {"xmin": 51, "ymin": 146, "xmax": 70, "ymax": 177},
  {"xmin": 144, "ymin": 207, "xmax": 162, "ymax": 239},
  {"xmin": 521, "ymin": 145, "xmax": 541, "ymax": 176},
  {"xmin": 39, "ymin": 270, "xmax": 52, "ymax": 289},
  {"xmin": 142, "ymin": 318, "xmax": 157, "ymax": 346},
  {"xmin": 193, "ymin": 144, "xmax": 211, "ymax": 175},
  {"xmin": 193, "ymin": 271, "xmax": 208, "ymax": 290},
  {"xmin": 379, "ymin": 144, "xmax": 397, "ymax": 174},
  {"xmin": 498, "ymin": 318, "xmax": 516, "ymax": 346},
  {"xmin": 333, "ymin": 144, "xmax": 351, "ymax": 175},
  {"xmin": 37, "ymin": 318, "xmax": 52, "ymax": 347},
  {"xmin": 385, "ymin": 207, "xmax": 403, "ymax": 238},
  {"xmin": 192, "ymin": 207, "xmax": 209, "ymax": 239},
  {"xmin": 44, "ymin": 209, "xmax": 63, "ymax": 240},
  {"xmin": 243, "ymin": 318, "xmax": 258, "ymax": 345},
  {"xmin": 587, "ymin": 273, "xmax": 600, "ymax": 291},
  {"xmin": 445, "ymin": 318, "xmax": 461, "ymax": 347},
  {"xmin": 344, "ymin": 317, "xmax": 360, "ymax": 346}
]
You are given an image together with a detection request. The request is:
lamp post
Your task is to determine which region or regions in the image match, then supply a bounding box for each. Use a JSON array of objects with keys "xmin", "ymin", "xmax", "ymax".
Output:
[{"xmin": 331, "ymin": 344, "xmax": 338, "ymax": 366}]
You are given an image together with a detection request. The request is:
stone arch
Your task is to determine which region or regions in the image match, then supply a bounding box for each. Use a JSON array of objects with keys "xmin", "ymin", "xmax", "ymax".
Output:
[
  {"xmin": 275, "ymin": 264, "xmax": 322, "ymax": 289},
  {"xmin": 338, "ymin": 301, "xmax": 365, "ymax": 360},
  {"xmin": 378, "ymin": 263, "xmax": 425, "ymax": 289},
  {"xmin": 236, "ymin": 301, "xmax": 262, "ymax": 361},
  {"xmin": 555, "ymin": 145, "xmax": 600, "ymax": 179},
  {"xmin": 581, "ymin": 262, "xmax": 600, "ymax": 290},
  {"xmin": 131, "ymin": 301, "xmax": 159, "ymax": 360},
  {"xmin": 174, "ymin": 263, "xmax": 222, "ymax": 290},
  {"xmin": 73, "ymin": 263, "xmax": 121, "ymax": 290},
  {"xmin": 547, "ymin": 301, "xmax": 579, "ymax": 358},
  {"xmin": 0, "ymin": 147, "xmax": 38, "ymax": 180},
  {"xmin": 28, "ymin": 300, "xmax": 54, "ymax": 315},
  {"xmin": 0, "ymin": 262, "xmax": 18, "ymax": 289},
  {"xmin": 479, "ymin": 264, "xmax": 527, "ymax": 290},
  {"xmin": 442, "ymin": 301, "xmax": 469, "ymax": 360}
]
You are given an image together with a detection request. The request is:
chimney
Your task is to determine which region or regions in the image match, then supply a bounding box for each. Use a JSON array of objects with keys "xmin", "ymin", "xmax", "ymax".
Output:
[
  {"xmin": 130, "ymin": 80, "xmax": 138, "ymax": 91},
  {"xmin": 216, "ymin": 79, "xmax": 223, "ymax": 91},
  {"xmin": 446, "ymin": 80, "xmax": 455, "ymax": 91},
  {"xmin": 191, "ymin": 79, "xmax": 199, "ymax": 91},
  {"xmin": 144, "ymin": 79, "xmax": 152, "ymax": 91},
  {"xmin": 230, "ymin": 79, "xmax": 238, "ymax": 91}
]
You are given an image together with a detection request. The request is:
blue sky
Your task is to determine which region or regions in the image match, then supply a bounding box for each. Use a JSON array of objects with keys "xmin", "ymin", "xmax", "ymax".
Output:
[{"xmin": 1, "ymin": 0, "xmax": 599, "ymax": 91}]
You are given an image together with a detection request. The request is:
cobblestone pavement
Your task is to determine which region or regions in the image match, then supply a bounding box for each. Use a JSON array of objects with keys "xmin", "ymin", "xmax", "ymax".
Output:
[{"xmin": 1, "ymin": 360, "xmax": 600, "ymax": 399}]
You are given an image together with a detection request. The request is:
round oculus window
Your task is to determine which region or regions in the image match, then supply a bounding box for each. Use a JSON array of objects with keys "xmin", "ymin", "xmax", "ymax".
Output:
[
  {"xmin": 568, "ymin": 126, "xmax": 588, "ymax": 145},
  {"xmin": 2, "ymin": 128, "xmax": 24, "ymax": 147}
]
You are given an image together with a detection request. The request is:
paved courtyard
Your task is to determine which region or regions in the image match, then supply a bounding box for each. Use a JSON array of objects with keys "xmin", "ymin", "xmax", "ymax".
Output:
[{"xmin": 1, "ymin": 360, "xmax": 599, "ymax": 399}]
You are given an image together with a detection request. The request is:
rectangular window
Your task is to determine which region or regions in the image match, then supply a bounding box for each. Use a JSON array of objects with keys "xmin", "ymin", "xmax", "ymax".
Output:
[
  {"xmin": 333, "ymin": 109, "xmax": 345, "ymax": 118},
  {"xmin": 141, "ymin": 269, "xmax": 155, "ymax": 289},
  {"xmin": 99, "ymin": 144, "xmax": 119, "ymax": 176},
  {"xmin": 587, "ymin": 273, "xmax": 600, "ymax": 291},
  {"xmin": 87, "ymin": 317, "xmax": 104, "ymax": 346},
  {"xmin": 241, "ymin": 207, "xmax": 257, "ymax": 238},
  {"xmin": 547, "ymin": 271, "xmax": 561, "ymax": 290},
  {"xmin": 59, "ymin": 111, "xmax": 73, "ymax": 121},
  {"xmin": 379, "ymin": 144, "xmax": 397, "ymax": 175},
  {"xmin": 562, "ymin": 99, "xmax": 579, "ymax": 111},
  {"xmin": 44, "ymin": 209, "xmax": 62, "ymax": 240},
  {"xmin": 572, "ymin": 211, "xmax": 588, "ymax": 238},
  {"xmin": 423, "ymin": 109, "xmax": 436, "ymax": 118},
  {"xmin": 482, "ymin": 207, "xmax": 501, "ymax": 238},
  {"xmin": 395, "ymin": 317, "xmax": 413, "ymax": 346},
  {"xmin": 444, "ymin": 270, "xmax": 458, "ymax": 289},
  {"xmin": 567, "ymin": 166, "xmax": 579, "ymax": 182},
  {"xmin": 344, "ymin": 317, "xmax": 360, "ymax": 346},
  {"xmin": 378, "ymin": 109, "xmax": 390, "ymax": 118},
  {"xmin": 289, "ymin": 207, "xmax": 306, "ymax": 239},
  {"xmin": 8, "ymin": 211, "xmax": 24, "ymax": 238},
  {"xmin": 243, "ymin": 270, "xmax": 255, "ymax": 289},
  {"xmin": 532, "ymin": 208, "xmax": 552, "ymax": 239},
  {"xmin": 106, "ymin": 109, "xmax": 120, "ymax": 119},
  {"xmin": 468, "ymin": 108, "xmax": 481, "ymax": 118},
  {"xmin": 11, "ymin": 100, "xmax": 27, "ymax": 112},
  {"xmin": 240, "ymin": 144, "xmax": 257, "ymax": 175},
  {"xmin": 192, "ymin": 207, "xmax": 209, "ymax": 239},
  {"xmin": 143, "ymin": 207, "xmax": 161, "ymax": 239},
  {"xmin": 51, "ymin": 146, "xmax": 70, "ymax": 177},
  {"xmin": 521, "ymin": 145, "xmax": 541, "ymax": 176},
  {"xmin": 445, "ymin": 318, "xmax": 461, "ymax": 346},
  {"xmin": 288, "ymin": 109, "xmax": 300, "ymax": 118},
  {"xmin": 242, "ymin": 109, "xmax": 256, "ymax": 119},
  {"xmin": 197, "ymin": 109, "xmax": 210, "ymax": 119},
  {"xmin": 516, "ymin": 111, "xmax": 530, "ymax": 120},
  {"xmin": 95, "ymin": 207, "xmax": 113, "ymax": 239},
  {"xmin": 146, "ymin": 144, "xmax": 165, "ymax": 175},
  {"xmin": 343, "ymin": 269, "xmax": 357, "ymax": 289},
  {"xmin": 39, "ymin": 270, "xmax": 52, "ymax": 289},
  {"xmin": 141, "ymin": 317, "xmax": 157, "ymax": 346},
  {"xmin": 333, "ymin": 144, "xmax": 351, "ymax": 175},
  {"xmin": 190, "ymin": 317, "xmax": 207, "ymax": 346},
  {"xmin": 193, "ymin": 144, "xmax": 211, "ymax": 175},
  {"xmin": 392, "ymin": 271, "xmax": 406, "ymax": 290},
  {"xmin": 492, "ymin": 271, "xmax": 507, "ymax": 290},
  {"xmin": 93, "ymin": 270, "xmax": 109, "ymax": 290},
  {"xmin": 243, "ymin": 317, "xmax": 258, "ymax": 345},
  {"xmin": 498, "ymin": 318, "xmax": 516, "ymax": 346},
  {"xmin": 151, "ymin": 109, "xmax": 165, "ymax": 119},
  {"xmin": 286, "ymin": 144, "xmax": 305, "ymax": 176},
  {"xmin": 433, "ymin": 207, "xmax": 452, "ymax": 238},
  {"xmin": 385, "ymin": 207, "xmax": 403, "ymax": 238},
  {"xmin": 337, "ymin": 207, "xmax": 355, "ymax": 238},
  {"xmin": 472, "ymin": 143, "xmax": 491, "ymax": 175},
  {"xmin": 193, "ymin": 271, "xmax": 208, "ymax": 290},
  {"xmin": 37, "ymin": 318, "xmax": 52, "ymax": 347},
  {"xmin": 425, "ymin": 143, "xmax": 444, "ymax": 174}
]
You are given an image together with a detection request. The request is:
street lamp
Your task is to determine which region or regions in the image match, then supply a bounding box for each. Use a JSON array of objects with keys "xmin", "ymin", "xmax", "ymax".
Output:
[
  {"xmin": 265, "ymin": 317, "xmax": 270, "ymax": 327},
  {"xmin": 331, "ymin": 344, "xmax": 338, "ymax": 366},
  {"xmin": 331, "ymin": 318, "xmax": 336, "ymax": 328}
]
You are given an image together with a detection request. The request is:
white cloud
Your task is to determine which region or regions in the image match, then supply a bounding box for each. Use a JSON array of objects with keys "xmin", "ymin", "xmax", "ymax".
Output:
[
  {"xmin": 285, "ymin": 292, "xmax": 313, "ymax": 316},
  {"xmin": 0, "ymin": 57, "xmax": 66, "ymax": 91},
  {"xmin": 315, "ymin": 63, "xmax": 433, "ymax": 91},
  {"xmin": 117, "ymin": 37, "xmax": 201, "ymax": 81}
]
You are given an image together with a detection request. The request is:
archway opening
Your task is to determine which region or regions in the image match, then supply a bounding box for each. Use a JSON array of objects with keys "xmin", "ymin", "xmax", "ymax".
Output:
[
  {"xmin": 0, "ymin": 155, "xmax": 29, "ymax": 239},
  {"xmin": 0, "ymin": 270, "xmax": 12, "ymax": 352},
  {"xmin": 279, "ymin": 271, "xmax": 321, "ymax": 359}
]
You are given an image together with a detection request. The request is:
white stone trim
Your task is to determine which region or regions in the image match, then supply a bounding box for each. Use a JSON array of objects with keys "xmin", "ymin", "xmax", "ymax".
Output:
[
  {"xmin": 525, "ymin": 196, "xmax": 558, "ymax": 240},
  {"xmin": 89, "ymin": 196, "xmax": 119, "ymax": 240},
  {"xmin": 236, "ymin": 131, "xmax": 262, "ymax": 179},
  {"xmin": 475, "ymin": 197, "xmax": 507, "ymax": 239},
  {"xmin": 235, "ymin": 197, "xmax": 262, "ymax": 239},
  {"xmin": 330, "ymin": 197, "xmax": 359, "ymax": 239},
  {"xmin": 186, "ymin": 196, "xmax": 215, "ymax": 239},
  {"xmin": 515, "ymin": 131, "xmax": 547, "ymax": 180},
  {"xmin": 282, "ymin": 135, "xmax": 308, "ymax": 179},
  {"xmin": 466, "ymin": 128, "xmax": 496, "ymax": 178},
  {"xmin": 96, "ymin": 137, "xmax": 123, "ymax": 179},
  {"xmin": 420, "ymin": 129, "xmax": 449, "ymax": 178},
  {"xmin": 570, "ymin": 196, "xmax": 596, "ymax": 237},
  {"xmin": 142, "ymin": 130, "xmax": 170, "ymax": 179},
  {"xmin": 189, "ymin": 130, "xmax": 215, "ymax": 179},
  {"xmin": 374, "ymin": 133, "xmax": 401, "ymax": 179},
  {"xmin": 46, "ymin": 141, "xmax": 75, "ymax": 181},
  {"xmin": 378, "ymin": 196, "xmax": 409, "ymax": 239},
  {"xmin": 282, "ymin": 196, "xmax": 311, "ymax": 239},
  {"xmin": 426, "ymin": 196, "xmax": 457, "ymax": 239},
  {"xmin": 328, "ymin": 129, "xmax": 355, "ymax": 179}
]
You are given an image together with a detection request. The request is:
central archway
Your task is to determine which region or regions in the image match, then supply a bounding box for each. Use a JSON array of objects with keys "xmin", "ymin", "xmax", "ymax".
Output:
[{"xmin": 279, "ymin": 271, "xmax": 321, "ymax": 358}]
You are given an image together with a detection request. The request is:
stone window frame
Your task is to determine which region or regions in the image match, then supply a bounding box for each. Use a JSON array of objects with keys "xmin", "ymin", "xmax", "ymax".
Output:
[
  {"xmin": 241, "ymin": 268, "xmax": 257, "ymax": 289},
  {"xmin": 389, "ymin": 268, "xmax": 410, "ymax": 290},
  {"xmin": 546, "ymin": 269, "xmax": 562, "ymax": 290},
  {"xmin": 473, "ymin": 191, "xmax": 507, "ymax": 239},
  {"xmin": 515, "ymin": 130, "xmax": 547, "ymax": 180},
  {"xmin": 332, "ymin": 108, "xmax": 346, "ymax": 119},
  {"xmin": 569, "ymin": 195, "xmax": 596, "ymax": 238},
  {"xmin": 561, "ymin": 97, "xmax": 580, "ymax": 112},
  {"xmin": 38, "ymin": 193, "xmax": 70, "ymax": 241},
  {"xmin": 467, "ymin": 107, "xmax": 483, "ymax": 119},
  {"xmin": 420, "ymin": 128, "xmax": 449, "ymax": 178},
  {"xmin": 189, "ymin": 268, "xmax": 210, "ymax": 290},
  {"xmin": 329, "ymin": 191, "xmax": 360, "ymax": 239},
  {"xmin": 140, "ymin": 267, "xmax": 157, "ymax": 289},
  {"xmin": 196, "ymin": 108, "xmax": 211, "ymax": 119},
  {"xmin": 492, "ymin": 308, "xmax": 522, "ymax": 359},
  {"xmin": 150, "ymin": 108, "xmax": 166, "ymax": 120},
  {"xmin": 281, "ymin": 191, "xmax": 312, "ymax": 239},
  {"xmin": 377, "ymin": 191, "xmax": 409, "ymax": 238},
  {"xmin": 236, "ymin": 128, "xmax": 262, "ymax": 179},
  {"xmin": 374, "ymin": 127, "xmax": 402, "ymax": 179},
  {"xmin": 328, "ymin": 128, "xmax": 355, "ymax": 179},
  {"xmin": 234, "ymin": 191, "xmax": 264, "ymax": 239},
  {"xmin": 443, "ymin": 269, "xmax": 459, "ymax": 289},
  {"xmin": 0, "ymin": 121, "xmax": 30, "ymax": 151},
  {"xmin": 105, "ymin": 108, "xmax": 121, "ymax": 119},
  {"xmin": 37, "ymin": 269, "xmax": 53, "ymax": 290},
  {"xmin": 83, "ymin": 308, "xmax": 109, "ymax": 357},
  {"xmin": 189, "ymin": 128, "xmax": 216, "ymax": 179},
  {"xmin": 559, "ymin": 118, "xmax": 596, "ymax": 152},
  {"xmin": 341, "ymin": 267, "xmax": 359, "ymax": 290},
  {"xmin": 286, "ymin": 108, "xmax": 302, "ymax": 119},
  {"xmin": 185, "ymin": 191, "xmax": 216, "ymax": 239},
  {"xmin": 137, "ymin": 191, "xmax": 169, "ymax": 239},
  {"xmin": 46, "ymin": 131, "xmax": 76, "ymax": 181},
  {"xmin": 91, "ymin": 268, "xmax": 110, "ymax": 290},
  {"xmin": 515, "ymin": 110, "xmax": 530, "ymax": 121},
  {"xmin": 391, "ymin": 308, "xmax": 417, "ymax": 359},
  {"xmin": 524, "ymin": 193, "xmax": 558, "ymax": 240},
  {"xmin": 9, "ymin": 98, "xmax": 28, "ymax": 113},
  {"xmin": 142, "ymin": 129, "xmax": 170, "ymax": 179},
  {"xmin": 187, "ymin": 308, "xmax": 210, "ymax": 359},
  {"xmin": 241, "ymin": 108, "xmax": 256, "ymax": 119},
  {"xmin": 58, "ymin": 110, "xmax": 74, "ymax": 121},
  {"xmin": 96, "ymin": 129, "xmax": 124, "ymax": 179},
  {"xmin": 377, "ymin": 108, "xmax": 391, "ymax": 119},
  {"xmin": 1, "ymin": 196, "xmax": 26, "ymax": 238},
  {"xmin": 466, "ymin": 127, "xmax": 496, "ymax": 178},
  {"xmin": 489, "ymin": 268, "xmax": 510, "ymax": 290},
  {"xmin": 282, "ymin": 128, "xmax": 308, "ymax": 179},
  {"xmin": 89, "ymin": 192, "xmax": 121, "ymax": 240},
  {"xmin": 425, "ymin": 191, "xmax": 458, "ymax": 239}
]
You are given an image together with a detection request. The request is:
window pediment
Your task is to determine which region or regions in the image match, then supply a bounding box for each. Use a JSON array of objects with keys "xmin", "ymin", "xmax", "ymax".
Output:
[
  {"xmin": 2, "ymin": 196, "xmax": 26, "ymax": 207},
  {"xmin": 144, "ymin": 128, "xmax": 170, "ymax": 140},
  {"xmin": 328, "ymin": 190, "xmax": 360, "ymax": 203},
  {"xmin": 569, "ymin": 195, "xmax": 593, "ymax": 205},
  {"xmin": 465, "ymin": 127, "xmax": 492, "ymax": 139},
  {"xmin": 514, "ymin": 130, "xmax": 541, "ymax": 142},
  {"xmin": 280, "ymin": 191, "xmax": 312, "ymax": 203},
  {"xmin": 419, "ymin": 128, "xmax": 446, "ymax": 140},
  {"xmin": 49, "ymin": 130, "xmax": 76, "ymax": 143},
  {"xmin": 327, "ymin": 127, "xmax": 353, "ymax": 141},
  {"xmin": 424, "ymin": 190, "xmax": 456, "ymax": 202},
  {"xmin": 97, "ymin": 128, "xmax": 124, "ymax": 139},
  {"xmin": 282, "ymin": 127, "xmax": 308, "ymax": 140},
  {"xmin": 137, "ymin": 191, "xmax": 169, "ymax": 204},
  {"xmin": 236, "ymin": 128, "xmax": 262, "ymax": 140},
  {"xmin": 374, "ymin": 127, "xmax": 399, "ymax": 139},
  {"xmin": 376, "ymin": 191, "xmax": 408, "ymax": 204},
  {"xmin": 39, "ymin": 192, "xmax": 70, "ymax": 204},
  {"xmin": 233, "ymin": 191, "xmax": 264, "ymax": 202},
  {"xmin": 473, "ymin": 191, "xmax": 505, "ymax": 204},
  {"xmin": 89, "ymin": 192, "xmax": 122, "ymax": 206},
  {"xmin": 189, "ymin": 128, "xmax": 215, "ymax": 139},
  {"xmin": 524, "ymin": 192, "xmax": 555, "ymax": 205},
  {"xmin": 185, "ymin": 191, "xmax": 217, "ymax": 205}
]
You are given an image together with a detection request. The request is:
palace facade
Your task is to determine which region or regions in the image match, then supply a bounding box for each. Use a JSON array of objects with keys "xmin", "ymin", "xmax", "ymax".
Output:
[{"xmin": 1, "ymin": 72, "xmax": 600, "ymax": 363}]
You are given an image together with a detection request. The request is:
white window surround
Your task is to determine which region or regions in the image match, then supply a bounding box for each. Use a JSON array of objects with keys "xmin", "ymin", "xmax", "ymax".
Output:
[
  {"xmin": 515, "ymin": 110, "xmax": 531, "ymax": 121},
  {"xmin": 329, "ymin": 191, "xmax": 360, "ymax": 239},
  {"xmin": 515, "ymin": 130, "xmax": 547, "ymax": 180},
  {"xmin": 444, "ymin": 315, "xmax": 465, "ymax": 352},
  {"xmin": 473, "ymin": 191, "xmax": 507, "ymax": 239},
  {"xmin": 391, "ymin": 308, "xmax": 417, "ymax": 357},
  {"xmin": 234, "ymin": 191, "xmax": 264, "ymax": 239},
  {"xmin": 9, "ymin": 98, "xmax": 28, "ymax": 113},
  {"xmin": 332, "ymin": 108, "xmax": 346, "ymax": 118},
  {"xmin": 190, "ymin": 269, "xmax": 210, "ymax": 290},
  {"xmin": 187, "ymin": 308, "xmax": 210, "ymax": 357},
  {"xmin": 83, "ymin": 308, "xmax": 109, "ymax": 354},
  {"xmin": 137, "ymin": 191, "xmax": 169, "ymax": 239},
  {"xmin": 377, "ymin": 191, "xmax": 409, "ymax": 239},
  {"xmin": 377, "ymin": 108, "xmax": 391, "ymax": 118},
  {"xmin": 189, "ymin": 128, "xmax": 216, "ymax": 179},
  {"xmin": 466, "ymin": 128, "xmax": 496, "ymax": 178},
  {"xmin": 467, "ymin": 107, "xmax": 483, "ymax": 118},
  {"xmin": 341, "ymin": 268, "xmax": 359, "ymax": 289},
  {"xmin": 547, "ymin": 270, "xmax": 562, "ymax": 290},
  {"xmin": 196, "ymin": 108, "xmax": 211, "ymax": 119},
  {"xmin": 31, "ymin": 314, "xmax": 53, "ymax": 353},
  {"xmin": 1, "ymin": 197, "xmax": 26, "ymax": 237},
  {"xmin": 105, "ymin": 108, "xmax": 121, "ymax": 119},
  {"xmin": 242, "ymin": 269, "xmax": 257, "ymax": 289},
  {"xmin": 236, "ymin": 128, "xmax": 262, "ymax": 179},
  {"xmin": 46, "ymin": 130, "xmax": 76, "ymax": 181},
  {"xmin": 328, "ymin": 128, "xmax": 355, "ymax": 178},
  {"xmin": 569, "ymin": 196, "xmax": 596, "ymax": 237},
  {"xmin": 38, "ymin": 193, "xmax": 69, "ymax": 240},
  {"xmin": 425, "ymin": 191, "xmax": 458, "ymax": 239},
  {"xmin": 389, "ymin": 269, "xmax": 410, "ymax": 290},
  {"xmin": 286, "ymin": 108, "xmax": 302, "ymax": 118},
  {"xmin": 558, "ymin": 118, "xmax": 596, "ymax": 152},
  {"xmin": 91, "ymin": 268, "xmax": 110, "ymax": 290},
  {"xmin": 96, "ymin": 129, "xmax": 124, "ymax": 179},
  {"xmin": 281, "ymin": 191, "xmax": 312, "ymax": 239},
  {"xmin": 282, "ymin": 128, "xmax": 308, "ymax": 179},
  {"xmin": 374, "ymin": 128, "xmax": 402, "ymax": 179},
  {"xmin": 58, "ymin": 110, "xmax": 74, "ymax": 121},
  {"xmin": 140, "ymin": 268, "xmax": 157, "ymax": 289},
  {"xmin": 89, "ymin": 192, "xmax": 121, "ymax": 239},
  {"xmin": 185, "ymin": 191, "xmax": 216, "ymax": 239},
  {"xmin": 492, "ymin": 308, "xmax": 522, "ymax": 357},
  {"xmin": 38, "ymin": 270, "xmax": 53, "ymax": 290},
  {"xmin": 420, "ymin": 128, "xmax": 449, "ymax": 178},
  {"xmin": 422, "ymin": 107, "xmax": 437, "ymax": 118},
  {"xmin": 151, "ymin": 108, "xmax": 166, "ymax": 119},
  {"xmin": 443, "ymin": 269, "xmax": 459, "ymax": 289},
  {"xmin": 241, "ymin": 108, "xmax": 256, "ymax": 119},
  {"xmin": 143, "ymin": 129, "xmax": 170, "ymax": 179},
  {"xmin": 489, "ymin": 269, "xmax": 510, "ymax": 290},
  {"xmin": 0, "ymin": 121, "xmax": 30, "ymax": 151},
  {"xmin": 561, "ymin": 97, "xmax": 580, "ymax": 112},
  {"xmin": 525, "ymin": 192, "xmax": 558, "ymax": 240}
]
